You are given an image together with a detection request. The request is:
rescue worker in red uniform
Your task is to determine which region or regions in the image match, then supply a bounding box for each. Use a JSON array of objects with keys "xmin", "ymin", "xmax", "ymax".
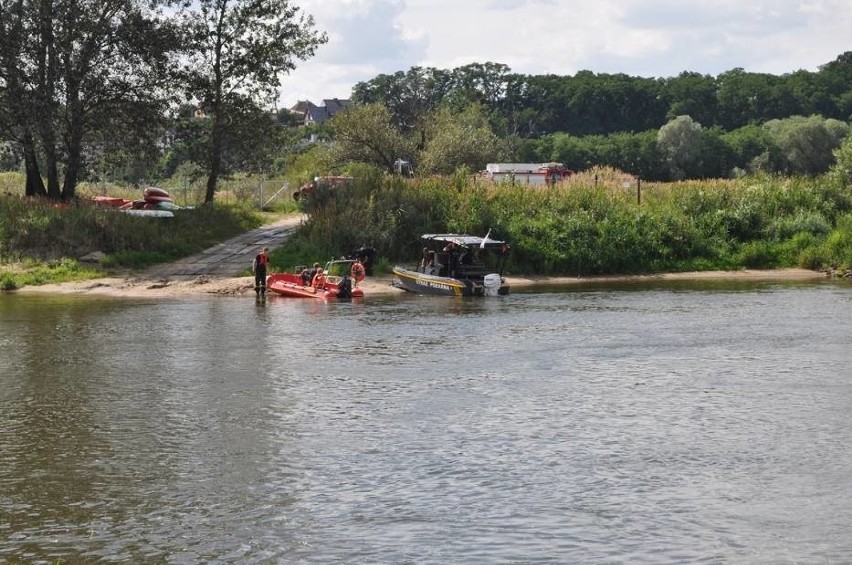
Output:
[
  {"xmin": 351, "ymin": 258, "xmax": 366, "ymax": 286},
  {"xmin": 252, "ymin": 247, "xmax": 270, "ymax": 295}
]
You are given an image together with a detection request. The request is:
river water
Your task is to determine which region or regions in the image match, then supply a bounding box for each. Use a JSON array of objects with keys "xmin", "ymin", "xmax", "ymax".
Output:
[{"xmin": 2, "ymin": 279, "xmax": 851, "ymax": 563}]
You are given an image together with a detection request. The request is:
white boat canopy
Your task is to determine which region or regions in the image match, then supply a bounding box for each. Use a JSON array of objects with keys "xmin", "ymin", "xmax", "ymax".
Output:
[{"xmin": 420, "ymin": 233, "xmax": 507, "ymax": 250}]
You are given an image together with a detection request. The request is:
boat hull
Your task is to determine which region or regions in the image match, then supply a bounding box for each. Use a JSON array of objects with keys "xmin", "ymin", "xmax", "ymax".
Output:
[
  {"xmin": 266, "ymin": 273, "xmax": 363, "ymax": 300},
  {"xmin": 392, "ymin": 266, "xmax": 509, "ymax": 297}
]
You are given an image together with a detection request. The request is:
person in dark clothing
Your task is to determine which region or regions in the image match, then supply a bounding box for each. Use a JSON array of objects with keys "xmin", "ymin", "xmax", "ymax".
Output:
[
  {"xmin": 252, "ymin": 247, "xmax": 270, "ymax": 294},
  {"xmin": 302, "ymin": 262, "xmax": 321, "ymax": 286}
]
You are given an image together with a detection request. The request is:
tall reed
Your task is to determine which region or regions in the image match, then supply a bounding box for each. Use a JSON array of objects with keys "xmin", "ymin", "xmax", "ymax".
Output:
[{"xmin": 291, "ymin": 170, "xmax": 852, "ymax": 275}]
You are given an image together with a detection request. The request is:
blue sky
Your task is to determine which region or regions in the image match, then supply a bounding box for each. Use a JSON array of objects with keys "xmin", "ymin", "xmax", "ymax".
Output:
[{"xmin": 278, "ymin": 0, "xmax": 852, "ymax": 109}]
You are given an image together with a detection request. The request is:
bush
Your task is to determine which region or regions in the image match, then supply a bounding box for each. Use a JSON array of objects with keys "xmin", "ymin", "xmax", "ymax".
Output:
[
  {"xmin": 736, "ymin": 240, "xmax": 781, "ymax": 268},
  {"xmin": 1, "ymin": 273, "xmax": 18, "ymax": 291},
  {"xmin": 284, "ymin": 169, "xmax": 851, "ymax": 276}
]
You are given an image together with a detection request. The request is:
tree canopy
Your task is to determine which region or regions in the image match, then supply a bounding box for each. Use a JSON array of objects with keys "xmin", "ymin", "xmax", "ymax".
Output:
[
  {"xmin": 0, "ymin": 0, "xmax": 179, "ymax": 200},
  {"xmin": 178, "ymin": 0, "xmax": 326, "ymax": 202},
  {"xmin": 0, "ymin": 0, "xmax": 325, "ymax": 201},
  {"xmin": 2, "ymin": 29, "xmax": 852, "ymax": 193},
  {"xmin": 353, "ymin": 53, "xmax": 852, "ymax": 139}
]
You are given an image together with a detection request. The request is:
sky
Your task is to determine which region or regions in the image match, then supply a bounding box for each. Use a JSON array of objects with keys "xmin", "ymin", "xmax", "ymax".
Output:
[{"xmin": 277, "ymin": 0, "xmax": 852, "ymax": 109}]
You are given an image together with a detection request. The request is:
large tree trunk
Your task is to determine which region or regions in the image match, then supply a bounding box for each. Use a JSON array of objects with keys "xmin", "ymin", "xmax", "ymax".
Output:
[
  {"xmin": 62, "ymin": 83, "xmax": 84, "ymax": 201},
  {"xmin": 62, "ymin": 152, "xmax": 80, "ymax": 201},
  {"xmin": 22, "ymin": 131, "xmax": 47, "ymax": 197},
  {"xmin": 204, "ymin": 112, "xmax": 223, "ymax": 203},
  {"xmin": 36, "ymin": 0, "xmax": 61, "ymax": 200},
  {"xmin": 41, "ymin": 140, "xmax": 61, "ymax": 199}
]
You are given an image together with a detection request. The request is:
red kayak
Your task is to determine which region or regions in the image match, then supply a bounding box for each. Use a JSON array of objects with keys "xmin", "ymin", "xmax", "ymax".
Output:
[
  {"xmin": 143, "ymin": 186, "xmax": 173, "ymax": 203},
  {"xmin": 266, "ymin": 272, "xmax": 363, "ymax": 300}
]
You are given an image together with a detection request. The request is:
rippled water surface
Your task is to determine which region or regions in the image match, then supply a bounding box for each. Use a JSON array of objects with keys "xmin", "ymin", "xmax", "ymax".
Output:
[{"xmin": 2, "ymin": 280, "xmax": 852, "ymax": 563}]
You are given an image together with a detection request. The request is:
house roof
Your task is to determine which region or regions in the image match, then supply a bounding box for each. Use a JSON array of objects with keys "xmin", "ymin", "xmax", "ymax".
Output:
[
  {"xmin": 323, "ymin": 98, "xmax": 350, "ymax": 116},
  {"xmin": 299, "ymin": 98, "xmax": 351, "ymax": 124},
  {"xmin": 289, "ymin": 100, "xmax": 316, "ymax": 115}
]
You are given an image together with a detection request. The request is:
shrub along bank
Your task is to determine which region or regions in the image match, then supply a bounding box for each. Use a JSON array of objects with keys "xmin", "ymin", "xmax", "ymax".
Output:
[{"xmin": 287, "ymin": 167, "xmax": 852, "ymax": 277}]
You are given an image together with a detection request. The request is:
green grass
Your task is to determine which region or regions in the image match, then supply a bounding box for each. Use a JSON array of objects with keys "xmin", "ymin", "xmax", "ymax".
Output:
[
  {"xmin": 1, "ymin": 178, "xmax": 266, "ymax": 287},
  {"xmin": 1, "ymin": 257, "xmax": 105, "ymax": 290}
]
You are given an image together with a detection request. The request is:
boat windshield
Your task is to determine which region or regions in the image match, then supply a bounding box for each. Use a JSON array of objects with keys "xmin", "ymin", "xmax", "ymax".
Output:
[{"xmin": 324, "ymin": 259, "xmax": 356, "ymax": 277}]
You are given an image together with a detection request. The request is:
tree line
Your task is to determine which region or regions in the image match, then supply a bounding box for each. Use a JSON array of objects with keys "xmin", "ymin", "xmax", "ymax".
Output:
[
  {"xmin": 343, "ymin": 57, "xmax": 852, "ymax": 181},
  {"xmin": 2, "ymin": 0, "xmax": 852, "ymax": 201},
  {"xmin": 353, "ymin": 56, "xmax": 852, "ymax": 137}
]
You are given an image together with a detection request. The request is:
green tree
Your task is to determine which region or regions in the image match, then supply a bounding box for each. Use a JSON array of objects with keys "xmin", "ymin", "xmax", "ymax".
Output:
[
  {"xmin": 657, "ymin": 115, "xmax": 705, "ymax": 180},
  {"xmin": 0, "ymin": 0, "xmax": 178, "ymax": 200},
  {"xmin": 0, "ymin": 0, "xmax": 44, "ymax": 195},
  {"xmin": 722, "ymin": 124, "xmax": 781, "ymax": 174},
  {"xmin": 662, "ymin": 72, "xmax": 719, "ymax": 126},
  {"xmin": 716, "ymin": 69, "xmax": 803, "ymax": 130},
  {"xmin": 501, "ymin": 73, "xmax": 570, "ymax": 137},
  {"xmin": 445, "ymin": 62, "xmax": 511, "ymax": 110},
  {"xmin": 828, "ymin": 134, "xmax": 852, "ymax": 186},
  {"xmin": 417, "ymin": 105, "xmax": 503, "ymax": 175},
  {"xmin": 818, "ymin": 52, "xmax": 852, "ymax": 120},
  {"xmin": 179, "ymin": 0, "xmax": 326, "ymax": 203},
  {"xmin": 324, "ymin": 104, "xmax": 416, "ymax": 173},
  {"xmin": 764, "ymin": 115, "xmax": 850, "ymax": 175},
  {"xmin": 351, "ymin": 66, "xmax": 452, "ymax": 133}
]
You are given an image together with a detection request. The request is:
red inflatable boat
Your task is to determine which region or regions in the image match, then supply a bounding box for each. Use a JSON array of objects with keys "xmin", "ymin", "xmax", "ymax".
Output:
[{"xmin": 266, "ymin": 269, "xmax": 363, "ymax": 300}]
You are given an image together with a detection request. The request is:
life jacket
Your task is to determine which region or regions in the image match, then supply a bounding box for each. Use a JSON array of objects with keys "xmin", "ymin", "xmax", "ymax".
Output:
[
  {"xmin": 311, "ymin": 271, "xmax": 326, "ymax": 289},
  {"xmin": 351, "ymin": 261, "xmax": 365, "ymax": 281}
]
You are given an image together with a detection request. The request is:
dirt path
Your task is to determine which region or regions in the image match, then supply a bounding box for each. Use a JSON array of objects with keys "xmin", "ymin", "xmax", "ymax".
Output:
[{"xmin": 143, "ymin": 214, "xmax": 304, "ymax": 280}]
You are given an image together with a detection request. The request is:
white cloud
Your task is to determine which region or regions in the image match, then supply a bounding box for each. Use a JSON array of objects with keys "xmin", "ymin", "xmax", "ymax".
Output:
[{"xmin": 278, "ymin": 0, "xmax": 852, "ymax": 108}]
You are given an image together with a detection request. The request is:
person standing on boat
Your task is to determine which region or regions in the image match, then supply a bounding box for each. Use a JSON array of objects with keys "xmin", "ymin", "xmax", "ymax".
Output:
[
  {"xmin": 419, "ymin": 247, "xmax": 431, "ymax": 273},
  {"xmin": 252, "ymin": 247, "xmax": 270, "ymax": 295},
  {"xmin": 443, "ymin": 241, "xmax": 460, "ymax": 277}
]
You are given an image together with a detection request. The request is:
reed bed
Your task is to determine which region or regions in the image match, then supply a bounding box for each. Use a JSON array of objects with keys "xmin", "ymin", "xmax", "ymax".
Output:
[{"xmin": 292, "ymin": 169, "xmax": 852, "ymax": 275}]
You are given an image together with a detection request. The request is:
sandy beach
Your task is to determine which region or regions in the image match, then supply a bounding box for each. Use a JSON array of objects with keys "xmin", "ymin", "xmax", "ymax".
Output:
[{"xmin": 14, "ymin": 267, "xmax": 828, "ymax": 299}]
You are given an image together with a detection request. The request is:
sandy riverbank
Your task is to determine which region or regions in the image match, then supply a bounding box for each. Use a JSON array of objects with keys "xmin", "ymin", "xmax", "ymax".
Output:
[{"xmin": 13, "ymin": 267, "xmax": 829, "ymax": 299}]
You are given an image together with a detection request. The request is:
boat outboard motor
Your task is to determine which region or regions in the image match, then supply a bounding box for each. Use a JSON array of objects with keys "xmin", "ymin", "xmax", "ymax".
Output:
[{"xmin": 483, "ymin": 273, "xmax": 503, "ymax": 296}]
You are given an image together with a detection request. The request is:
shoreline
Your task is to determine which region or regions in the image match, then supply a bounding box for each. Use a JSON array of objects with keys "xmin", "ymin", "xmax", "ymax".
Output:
[{"xmin": 12, "ymin": 267, "xmax": 830, "ymax": 299}]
